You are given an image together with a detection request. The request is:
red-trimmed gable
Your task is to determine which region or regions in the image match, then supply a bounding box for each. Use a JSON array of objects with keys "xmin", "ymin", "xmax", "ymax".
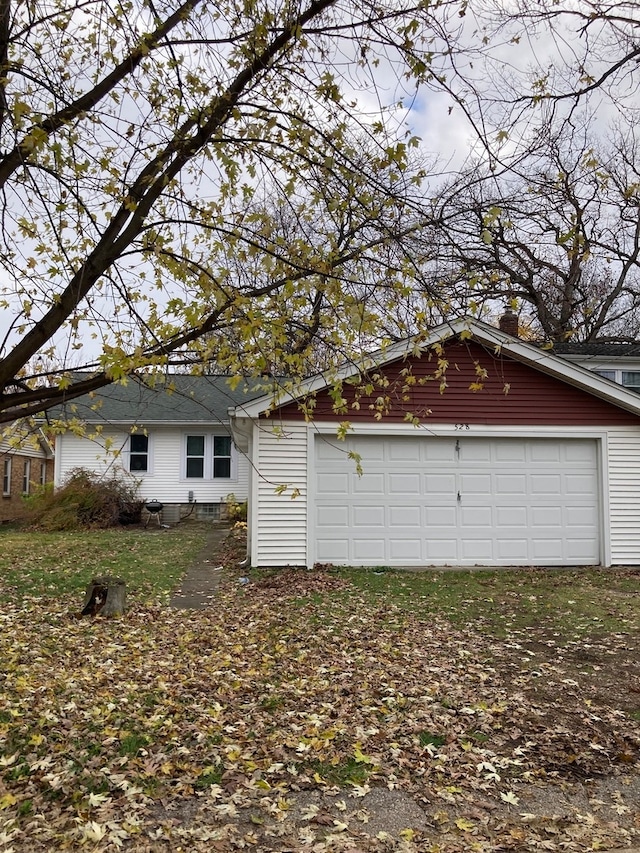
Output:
[{"xmin": 272, "ymin": 339, "xmax": 640, "ymax": 425}]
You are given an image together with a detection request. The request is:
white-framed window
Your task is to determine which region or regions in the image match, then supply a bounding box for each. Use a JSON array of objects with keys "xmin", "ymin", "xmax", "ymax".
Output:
[
  {"xmin": 593, "ymin": 368, "xmax": 640, "ymax": 392},
  {"xmin": 186, "ymin": 435, "xmax": 206, "ymax": 478},
  {"xmin": 594, "ymin": 369, "xmax": 616, "ymax": 381},
  {"xmin": 2, "ymin": 458, "xmax": 11, "ymax": 496},
  {"xmin": 22, "ymin": 459, "xmax": 31, "ymax": 494},
  {"xmin": 213, "ymin": 435, "xmax": 232, "ymax": 478},
  {"xmin": 40, "ymin": 462, "xmax": 47, "ymax": 485},
  {"xmin": 184, "ymin": 433, "xmax": 234, "ymax": 480},
  {"xmin": 129, "ymin": 433, "xmax": 149, "ymax": 472},
  {"xmin": 622, "ymin": 371, "xmax": 640, "ymax": 392}
]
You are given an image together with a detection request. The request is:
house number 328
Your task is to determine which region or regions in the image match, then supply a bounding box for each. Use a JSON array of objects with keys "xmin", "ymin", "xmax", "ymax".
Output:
[{"xmin": 454, "ymin": 423, "xmax": 470, "ymax": 430}]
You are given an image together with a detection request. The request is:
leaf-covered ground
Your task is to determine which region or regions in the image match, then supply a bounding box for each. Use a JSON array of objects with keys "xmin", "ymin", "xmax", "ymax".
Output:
[{"xmin": 1, "ymin": 528, "xmax": 639, "ymax": 851}]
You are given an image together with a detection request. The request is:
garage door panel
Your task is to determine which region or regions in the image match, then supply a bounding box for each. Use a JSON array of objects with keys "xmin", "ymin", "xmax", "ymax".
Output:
[
  {"xmin": 565, "ymin": 505, "xmax": 597, "ymax": 526},
  {"xmin": 496, "ymin": 539, "xmax": 529, "ymax": 560},
  {"xmin": 496, "ymin": 506, "xmax": 528, "ymax": 526},
  {"xmin": 459, "ymin": 441, "xmax": 492, "ymax": 462},
  {"xmin": 495, "ymin": 444, "xmax": 527, "ymax": 462},
  {"xmin": 359, "ymin": 443, "xmax": 385, "ymax": 461},
  {"xmin": 531, "ymin": 444, "xmax": 562, "ymax": 463},
  {"xmin": 459, "ymin": 473, "xmax": 492, "ymax": 494},
  {"xmin": 425, "ymin": 539, "xmax": 458, "ymax": 560},
  {"xmin": 531, "ymin": 538, "xmax": 564, "ymax": 559},
  {"xmin": 388, "ymin": 442, "xmax": 422, "ymax": 461},
  {"xmin": 389, "ymin": 539, "xmax": 422, "ymax": 560},
  {"xmin": 425, "ymin": 506, "xmax": 457, "ymax": 527},
  {"xmin": 461, "ymin": 539, "xmax": 493, "ymax": 559},
  {"xmin": 564, "ymin": 473, "xmax": 597, "ymax": 493},
  {"xmin": 316, "ymin": 440, "xmax": 346, "ymax": 460},
  {"xmin": 530, "ymin": 475, "xmax": 562, "ymax": 494},
  {"xmin": 316, "ymin": 539, "xmax": 349, "ymax": 561},
  {"xmin": 424, "ymin": 474, "xmax": 456, "ymax": 495},
  {"xmin": 389, "ymin": 473, "xmax": 421, "ymax": 494},
  {"xmin": 424, "ymin": 442, "xmax": 456, "ymax": 461},
  {"xmin": 317, "ymin": 472, "xmax": 349, "ymax": 494},
  {"xmin": 317, "ymin": 506, "xmax": 349, "ymax": 527},
  {"xmin": 353, "ymin": 505, "xmax": 384, "ymax": 526},
  {"xmin": 353, "ymin": 473, "xmax": 384, "ymax": 494},
  {"xmin": 390, "ymin": 505, "xmax": 421, "ymax": 526},
  {"xmin": 460, "ymin": 505, "xmax": 492, "ymax": 526},
  {"xmin": 353, "ymin": 539, "xmax": 386, "ymax": 560},
  {"xmin": 531, "ymin": 505, "xmax": 563, "ymax": 526},
  {"xmin": 566, "ymin": 538, "xmax": 598, "ymax": 559},
  {"xmin": 495, "ymin": 474, "xmax": 527, "ymax": 494},
  {"xmin": 564, "ymin": 442, "xmax": 596, "ymax": 462},
  {"xmin": 314, "ymin": 436, "xmax": 600, "ymax": 566}
]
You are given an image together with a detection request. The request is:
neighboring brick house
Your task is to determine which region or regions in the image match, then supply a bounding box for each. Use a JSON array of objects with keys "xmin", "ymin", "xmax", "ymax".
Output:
[{"xmin": 1, "ymin": 424, "xmax": 54, "ymax": 523}]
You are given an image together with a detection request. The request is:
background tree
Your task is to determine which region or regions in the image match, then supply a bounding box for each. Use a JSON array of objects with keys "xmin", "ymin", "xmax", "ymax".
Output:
[
  {"xmin": 419, "ymin": 116, "xmax": 640, "ymax": 341},
  {"xmin": 408, "ymin": 0, "xmax": 640, "ymax": 342}
]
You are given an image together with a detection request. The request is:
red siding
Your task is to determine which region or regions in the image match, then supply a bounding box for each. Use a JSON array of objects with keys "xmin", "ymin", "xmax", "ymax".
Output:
[{"xmin": 272, "ymin": 340, "xmax": 640, "ymax": 426}]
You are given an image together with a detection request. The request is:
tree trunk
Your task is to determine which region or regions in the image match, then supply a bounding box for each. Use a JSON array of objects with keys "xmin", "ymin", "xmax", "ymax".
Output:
[{"xmin": 80, "ymin": 576, "xmax": 126, "ymax": 617}]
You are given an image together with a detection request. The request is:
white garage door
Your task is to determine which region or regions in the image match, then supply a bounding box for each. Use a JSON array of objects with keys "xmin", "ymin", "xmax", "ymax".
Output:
[{"xmin": 314, "ymin": 436, "xmax": 600, "ymax": 566}]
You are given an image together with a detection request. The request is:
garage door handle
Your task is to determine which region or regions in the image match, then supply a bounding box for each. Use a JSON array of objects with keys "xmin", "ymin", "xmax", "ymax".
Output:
[{"xmin": 457, "ymin": 491, "xmax": 461, "ymax": 503}]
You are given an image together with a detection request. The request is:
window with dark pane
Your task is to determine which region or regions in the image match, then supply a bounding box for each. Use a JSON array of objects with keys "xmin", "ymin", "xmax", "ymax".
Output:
[
  {"xmin": 623, "ymin": 371, "xmax": 640, "ymax": 392},
  {"xmin": 186, "ymin": 435, "xmax": 205, "ymax": 478},
  {"xmin": 594, "ymin": 369, "xmax": 616, "ymax": 381},
  {"xmin": 213, "ymin": 435, "xmax": 232, "ymax": 478},
  {"xmin": 130, "ymin": 433, "xmax": 148, "ymax": 472}
]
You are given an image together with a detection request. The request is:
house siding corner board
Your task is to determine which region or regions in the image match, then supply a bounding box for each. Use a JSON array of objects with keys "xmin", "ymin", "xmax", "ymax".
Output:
[
  {"xmin": 254, "ymin": 422, "xmax": 307, "ymax": 567},
  {"xmin": 273, "ymin": 341, "xmax": 639, "ymax": 426},
  {"xmin": 608, "ymin": 427, "xmax": 640, "ymax": 564}
]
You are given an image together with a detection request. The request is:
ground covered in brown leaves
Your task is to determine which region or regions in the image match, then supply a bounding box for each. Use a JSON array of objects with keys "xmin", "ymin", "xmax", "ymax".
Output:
[{"xmin": 1, "ymin": 530, "xmax": 639, "ymax": 852}]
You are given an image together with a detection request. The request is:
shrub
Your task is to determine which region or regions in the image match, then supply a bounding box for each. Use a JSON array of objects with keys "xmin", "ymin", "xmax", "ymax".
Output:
[
  {"xmin": 225, "ymin": 493, "xmax": 247, "ymax": 523},
  {"xmin": 23, "ymin": 468, "xmax": 144, "ymax": 531}
]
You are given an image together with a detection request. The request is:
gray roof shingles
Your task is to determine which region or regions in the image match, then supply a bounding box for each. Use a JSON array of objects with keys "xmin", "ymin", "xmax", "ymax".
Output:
[
  {"xmin": 56, "ymin": 375, "xmax": 269, "ymax": 425},
  {"xmin": 551, "ymin": 342, "xmax": 640, "ymax": 357}
]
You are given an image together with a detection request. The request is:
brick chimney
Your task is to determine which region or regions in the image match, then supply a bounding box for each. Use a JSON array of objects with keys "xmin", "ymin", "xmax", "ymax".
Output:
[{"xmin": 498, "ymin": 308, "xmax": 519, "ymax": 337}]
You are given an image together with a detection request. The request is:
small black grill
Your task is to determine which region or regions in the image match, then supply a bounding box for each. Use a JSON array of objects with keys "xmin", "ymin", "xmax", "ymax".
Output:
[{"xmin": 144, "ymin": 500, "xmax": 164, "ymax": 526}]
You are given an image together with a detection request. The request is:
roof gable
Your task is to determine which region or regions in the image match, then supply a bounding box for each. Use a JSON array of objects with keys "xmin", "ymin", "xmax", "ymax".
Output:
[
  {"xmin": 231, "ymin": 319, "xmax": 640, "ymax": 421},
  {"xmin": 276, "ymin": 339, "xmax": 640, "ymax": 425}
]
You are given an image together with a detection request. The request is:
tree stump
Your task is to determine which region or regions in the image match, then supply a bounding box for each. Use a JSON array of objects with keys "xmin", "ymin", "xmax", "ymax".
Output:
[{"xmin": 80, "ymin": 576, "xmax": 126, "ymax": 617}]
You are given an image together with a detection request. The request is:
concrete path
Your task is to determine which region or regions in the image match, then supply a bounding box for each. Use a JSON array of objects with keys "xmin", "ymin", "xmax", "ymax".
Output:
[{"xmin": 169, "ymin": 525, "xmax": 231, "ymax": 609}]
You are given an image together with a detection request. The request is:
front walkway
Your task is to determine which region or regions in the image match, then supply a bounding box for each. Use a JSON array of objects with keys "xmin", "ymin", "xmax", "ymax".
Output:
[{"xmin": 169, "ymin": 525, "xmax": 231, "ymax": 609}]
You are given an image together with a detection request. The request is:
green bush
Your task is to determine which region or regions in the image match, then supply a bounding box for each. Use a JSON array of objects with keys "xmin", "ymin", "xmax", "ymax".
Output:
[
  {"xmin": 23, "ymin": 468, "xmax": 144, "ymax": 531},
  {"xmin": 225, "ymin": 493, "xmax": 247, "ymax": 523}
]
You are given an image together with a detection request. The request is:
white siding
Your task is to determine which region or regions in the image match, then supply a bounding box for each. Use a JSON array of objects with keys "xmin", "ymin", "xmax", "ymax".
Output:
[
  {"xmin": 55, "ymin": 426, "xmax": 250, "ymax": 505},
  {"xmin": 1, "ymin": 427, "xmax": 49, "ymax": 458},
  {"xmin": 252, "ymin": 422, "xmax": 308, "ymax": 566},
  {"xmin": 608, "ymin": 427, "xmax": 640, "ymax": 564},
  {"xmin": 55, "ymin": 429, "xmax": 129, "ymax": 484}
]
